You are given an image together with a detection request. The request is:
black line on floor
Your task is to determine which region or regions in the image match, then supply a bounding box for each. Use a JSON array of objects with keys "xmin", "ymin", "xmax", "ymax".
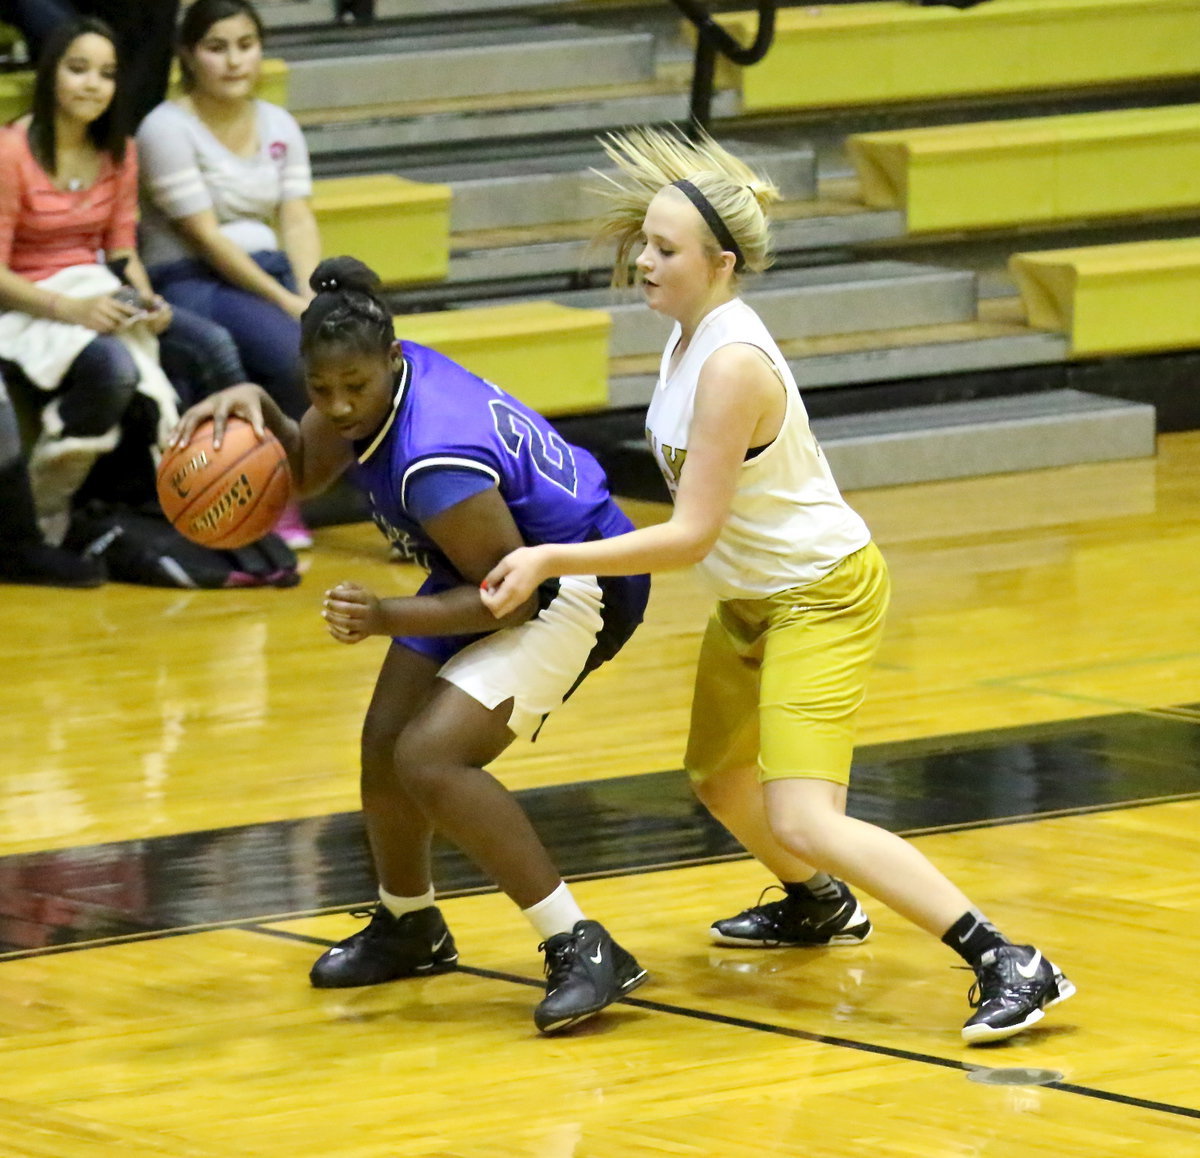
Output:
[{"xmin": 248, "ymin": 925, "xmax": 1200, "ymax": 1123}]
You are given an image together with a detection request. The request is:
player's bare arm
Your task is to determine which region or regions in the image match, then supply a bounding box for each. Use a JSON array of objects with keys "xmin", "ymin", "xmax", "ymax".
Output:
[
  {"xmin": 481, "ymin": 346, "xmax": 776, "ymax": 617},
  {"xmin": 324, "ymin": 486, "xmax": 541, "ymax": 644}
]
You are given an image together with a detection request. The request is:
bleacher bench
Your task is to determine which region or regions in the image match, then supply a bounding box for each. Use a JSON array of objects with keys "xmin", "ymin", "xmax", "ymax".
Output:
[
  {"xmin": 312, "ymin": 175, "xmax": 451, "ymax": 286},
  {"xmin": 849, "ymin": 104, "xmax": 1200, "ymax": 232},
  {"xmin": 713, "ymin": 0, "xmax": 1200, "ymax": 112},
  {"xmin": 396, "ymin": 301, "xmax": 612, "ymax": 416},
  {"xmin": 1011, "ymin": 238, "xmax": 1200, "ymax": 355}
]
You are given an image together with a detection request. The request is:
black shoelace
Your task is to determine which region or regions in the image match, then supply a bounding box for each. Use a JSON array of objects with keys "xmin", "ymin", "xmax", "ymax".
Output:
[{"xmin": 540, "ymin": 935, "xmax": 578, "ymax": 988}]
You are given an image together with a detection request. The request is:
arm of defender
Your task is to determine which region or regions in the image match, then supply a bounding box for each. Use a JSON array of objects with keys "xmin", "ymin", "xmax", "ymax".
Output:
[{"xmin": 323, "ymin": 485, "xmax": 542, "ymax": 644}]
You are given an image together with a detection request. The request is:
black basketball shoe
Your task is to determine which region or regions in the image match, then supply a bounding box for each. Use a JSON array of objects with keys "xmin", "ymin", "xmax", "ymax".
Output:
[
  {"xmin": 533, "ymin": 920, "xmax": 648, "ymax": 1034},
  {"xmin": 309, "ymin": 905, "xmax": 458, "ymax": 988},
  {"xmin": 962, "ymin": 944, "xmax": 1076, "ymax": 1044},
  {"xmin": 709, "ymin": 882, "xmax": 872, "ymax": 948}
]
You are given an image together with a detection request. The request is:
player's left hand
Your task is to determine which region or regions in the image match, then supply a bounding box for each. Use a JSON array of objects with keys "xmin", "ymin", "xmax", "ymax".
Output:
[
  {"xmin": 479, "ymin": 545, "xmax": 549, "ymax": 619},
  {"xmin": 323, "ymin": 581, "xmax": 382, "ymax": 643}
]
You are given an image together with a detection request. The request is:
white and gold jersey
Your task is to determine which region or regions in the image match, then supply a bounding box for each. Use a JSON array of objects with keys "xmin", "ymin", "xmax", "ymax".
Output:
[{"xmin": 645, "ymin": 298, "xmax": 870, "ymax": 600}]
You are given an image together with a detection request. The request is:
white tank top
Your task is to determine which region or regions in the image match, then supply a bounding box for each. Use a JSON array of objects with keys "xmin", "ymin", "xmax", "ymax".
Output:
[{"xmin": 645, "ymin": 297, "xmax": 870, "ymax": 599}]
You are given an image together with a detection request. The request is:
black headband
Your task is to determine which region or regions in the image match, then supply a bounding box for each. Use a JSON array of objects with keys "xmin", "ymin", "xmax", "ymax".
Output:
[{"xmin": 671, "ymin": 179, "xmax": 745, "ymax": 271}]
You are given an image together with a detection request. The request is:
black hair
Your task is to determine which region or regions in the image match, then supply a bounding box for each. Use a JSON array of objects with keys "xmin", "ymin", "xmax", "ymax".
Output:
[
  {"xmin": 28, "ymin": 17, "xmax": 127, "ymax": 173},
  {"xmin": 178, "ymin": 0, "xmax": 266, "ymax": 88},
  {"xmin": 301, "ymin": 256, "xmax": 395, "ymax": 359}
]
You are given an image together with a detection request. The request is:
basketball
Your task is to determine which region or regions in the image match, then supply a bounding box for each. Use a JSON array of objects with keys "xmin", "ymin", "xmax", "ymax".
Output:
[{"xmin": 156, "ymin": 418, "xmax": 293, "ymax": 550}]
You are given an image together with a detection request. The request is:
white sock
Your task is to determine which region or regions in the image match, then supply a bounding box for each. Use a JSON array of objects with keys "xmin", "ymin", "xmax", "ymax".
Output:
[
  {"xmin": 521, "ymin": 881, "xmax": 585, "ymax": 940},
  {"xmin": 378, "ymin": 884, "xmax": 435, "ymax": 919}
]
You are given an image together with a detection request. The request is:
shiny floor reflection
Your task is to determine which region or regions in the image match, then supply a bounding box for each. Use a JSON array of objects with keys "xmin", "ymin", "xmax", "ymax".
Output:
[{"xmin": 3, "ymin": 706, "xmax": 1197, "ymax": 955}]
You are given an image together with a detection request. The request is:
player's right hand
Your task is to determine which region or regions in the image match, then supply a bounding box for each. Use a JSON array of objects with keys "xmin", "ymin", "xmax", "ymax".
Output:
[{"xmin": 170, "ymin": 383, "xmax": 267, "ymax": 450}]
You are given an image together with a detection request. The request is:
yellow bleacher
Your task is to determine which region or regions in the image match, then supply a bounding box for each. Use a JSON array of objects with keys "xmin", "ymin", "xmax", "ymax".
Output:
[
  {"xmin": 312, "ymin": 175, "xmax": 451, "ymax": 287},
  {"xmin": 1011, "ymin": 238, "xmax": 1200, "ymax": 356},
  {"xmin": 713, "ymin": 0, "xmax": 1200, "ymax": 112},
  {"xmin": 396, "ymin": 301, "xmax": 612, "ymax": 416},
  {"xmin": 848, "ymin": 104, "xmax": 1200, "ymax": 232}
]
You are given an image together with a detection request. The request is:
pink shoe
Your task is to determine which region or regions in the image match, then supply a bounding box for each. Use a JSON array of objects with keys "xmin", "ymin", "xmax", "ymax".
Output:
[{"xmin": 274, "ymin": 502, "xmax": 313, "ymax": 550}]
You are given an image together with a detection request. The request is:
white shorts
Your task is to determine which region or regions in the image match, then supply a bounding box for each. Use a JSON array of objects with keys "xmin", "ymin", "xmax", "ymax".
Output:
[{"xmin": 437, "ymin": 573, "xmax": 606, "ymax": 740}]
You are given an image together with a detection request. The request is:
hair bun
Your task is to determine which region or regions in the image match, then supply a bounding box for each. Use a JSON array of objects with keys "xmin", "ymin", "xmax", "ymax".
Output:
[{"xmin": 309, "ymin": 255, "xmax": 383, "ymax": 298}]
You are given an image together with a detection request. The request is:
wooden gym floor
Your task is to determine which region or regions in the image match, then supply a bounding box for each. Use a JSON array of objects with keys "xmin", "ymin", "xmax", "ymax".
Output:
[{"xmin": 1, "ymin": 432, "xmax": 1198, "ymax": 1156}]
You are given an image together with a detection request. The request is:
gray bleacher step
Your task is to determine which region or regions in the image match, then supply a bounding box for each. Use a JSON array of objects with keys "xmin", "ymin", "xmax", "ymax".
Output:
[
  {"xmin": 815, "ymin": 391, "xmax": 1157, "ymax": 489},
  {"xmin": 303, "ymin": 85, "xmax": 740, "ymax": 162},
  {"xmin": 511, "ymin": 262, "xmax": 976, "ymax": 357},
  {"xmin": 608, "ymin": 331, "xmax": 1070, "ymax": 409},
  {"xmin": 612, "ymin": 390, "xmax": 1154, "ymax": 491},
  {"xmin": 283, "ymin": 24, "xmax": 656, "ymax": 111},
  {"xmin": 260, "ymin": 0, "xmax": 579, "ymax": 27},
  {"xmin": 441, "ymin": 141, "xmax": 817, "ymax": 232},
  {"xmin": 446, "ymin": 203, "xmax": 901, "ymax": 283}
]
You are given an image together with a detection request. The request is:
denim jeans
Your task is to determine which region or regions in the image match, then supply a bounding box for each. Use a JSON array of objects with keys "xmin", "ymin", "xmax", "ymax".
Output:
[
  {"xmin": 159, "ymin": 305, "xmax": 248, "ymax": 409},
  {"xmin": 150, "ymin": 251, "xmax": 307, "ymax": 419}
]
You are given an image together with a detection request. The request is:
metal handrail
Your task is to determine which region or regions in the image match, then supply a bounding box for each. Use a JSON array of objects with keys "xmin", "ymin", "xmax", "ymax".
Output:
[{"xmin": 670, "ymin": 1, "xmax": 776, "ymax": 136}]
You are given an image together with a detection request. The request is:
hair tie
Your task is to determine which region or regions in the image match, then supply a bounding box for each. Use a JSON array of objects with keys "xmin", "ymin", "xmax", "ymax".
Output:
[
  {"xmin": 671, "ymin": 179, "xmax": 745, "ymax": 272},
  {"xmin": 316, "ymin": 276, "xmax": 340, "ymax": 293}
]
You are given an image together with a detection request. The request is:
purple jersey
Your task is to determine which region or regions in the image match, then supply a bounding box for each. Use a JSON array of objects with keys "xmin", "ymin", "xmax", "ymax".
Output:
[{"xmin": 347, "ymin": 342, "xmax": 630, "ymax": 577}]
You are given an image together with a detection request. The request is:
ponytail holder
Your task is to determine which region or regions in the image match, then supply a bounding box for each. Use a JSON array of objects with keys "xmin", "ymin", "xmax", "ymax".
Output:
[{"xmin": 315, "ymin": 276, "xmax": 340, "ymax": 293}]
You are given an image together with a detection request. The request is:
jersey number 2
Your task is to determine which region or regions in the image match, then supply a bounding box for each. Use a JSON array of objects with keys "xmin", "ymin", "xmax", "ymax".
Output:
[{"xmin": 489, "ymin": 400, "xmax": 578, "ymax": 495}]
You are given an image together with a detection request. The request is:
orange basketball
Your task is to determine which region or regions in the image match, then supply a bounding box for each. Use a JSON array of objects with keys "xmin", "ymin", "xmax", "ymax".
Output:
[{"xmin": 156, "ymin": 417, "xmax": 293, "ymax": 550}]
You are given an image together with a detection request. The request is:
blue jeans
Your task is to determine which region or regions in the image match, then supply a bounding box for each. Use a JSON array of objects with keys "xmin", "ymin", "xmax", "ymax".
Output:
[
  {"xmin": 159, "ymin": 305, "xmax": 247, "ymax": 409},
  {"xmin": 150, "ymin": 251, "xmax": 307, "ymax": 419},
  {"xmin": 56, "ymin": 336, "xmax": 139, "ymax": 437}
]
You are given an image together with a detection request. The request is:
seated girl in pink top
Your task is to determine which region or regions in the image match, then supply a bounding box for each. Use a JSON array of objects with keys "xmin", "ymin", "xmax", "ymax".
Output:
[{"xmin": 0, "ymin": 17, "xmax": 243, "ymax": 545}]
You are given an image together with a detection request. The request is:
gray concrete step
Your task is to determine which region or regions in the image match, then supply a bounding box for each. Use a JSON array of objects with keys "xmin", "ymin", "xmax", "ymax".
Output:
[
  {"xmin": 815, "ymin": 390, "xmax": 1156, "ymax": 489},
  {"xmin": 440, "ymin": 140, "xmax": 817, "ymax": 232},
  {"xmin": 445, "ymin": 200, "xmax": 902, "ymax": 283},
  {"xmin": 284, "ymin": 24, "xmax": 657, "ymax": 112},
  {"xmin": 469, "ymin": 262, "xmax": 977, "ymax": 357},
  {"xmin": 614, "ymin": 390, "xmax": 1154, "ymax": 491},
  {"xmin": 260, "ymin": 0, "xmax": 584, "ymax": 27},
  {"xmin": 607, "ymin": 324, "xmax": 1069, "ymax": 409},
  {"xmin": 301, "ymin": 82, "xmax": 739, "ymax": 163}
]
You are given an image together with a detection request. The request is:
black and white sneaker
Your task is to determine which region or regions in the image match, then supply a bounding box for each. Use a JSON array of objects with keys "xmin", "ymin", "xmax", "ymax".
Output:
[
  {"xmin": 709, "ymin": 883, "xmax": 872, "ymax": 948},
  {"xmin": 962, "ymin": 944, "xmax": 1076, "ymax": 1044},
  {"xmin": 309, "ymin": 905, "xmax": 458, "ymax": 988},
  {"xmin": 533, "ymin": 920, "xmax": 647, "ymax": 1034}
]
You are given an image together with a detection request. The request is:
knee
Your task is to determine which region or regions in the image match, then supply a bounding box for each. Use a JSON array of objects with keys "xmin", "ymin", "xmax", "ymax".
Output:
[
  {"xmin": 61, "ymin": 338, "xmax": 138, "ymax": 434},
  {"xmin": 359, "ymin": 711, "xmax": 436, "ymax": 797},
  {"xmin": 767, "ymin": 812, "xmax": 833, "ymax": 868}
]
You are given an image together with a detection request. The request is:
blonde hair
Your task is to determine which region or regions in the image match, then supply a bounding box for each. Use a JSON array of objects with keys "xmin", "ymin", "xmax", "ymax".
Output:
[{"xmin": 592, "ymin": 126, "xmax": 781, "ymax": 287}]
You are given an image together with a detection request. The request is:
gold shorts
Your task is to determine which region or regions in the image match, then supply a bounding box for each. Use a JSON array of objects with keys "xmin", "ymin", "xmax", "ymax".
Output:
[{"xmin": 684, "ymin": 541, "xmax": 890, "ymax": 787}]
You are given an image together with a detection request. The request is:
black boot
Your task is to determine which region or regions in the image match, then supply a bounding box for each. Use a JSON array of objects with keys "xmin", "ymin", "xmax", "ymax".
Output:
[{"xmin": 0, "ymin": 458, "xmax": 104, "ymax": 588}]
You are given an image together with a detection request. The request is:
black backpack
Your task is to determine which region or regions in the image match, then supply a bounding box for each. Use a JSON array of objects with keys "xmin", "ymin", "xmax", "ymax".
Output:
[{"xmin": 65, "ymin": 501, "xmax": 301, "ymax": 589}]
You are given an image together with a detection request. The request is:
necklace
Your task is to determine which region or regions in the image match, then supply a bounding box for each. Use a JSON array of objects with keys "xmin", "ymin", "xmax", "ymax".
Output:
[{"xmin": 66, "ymin": 177, "xmax": 83, "ymax": 192}]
